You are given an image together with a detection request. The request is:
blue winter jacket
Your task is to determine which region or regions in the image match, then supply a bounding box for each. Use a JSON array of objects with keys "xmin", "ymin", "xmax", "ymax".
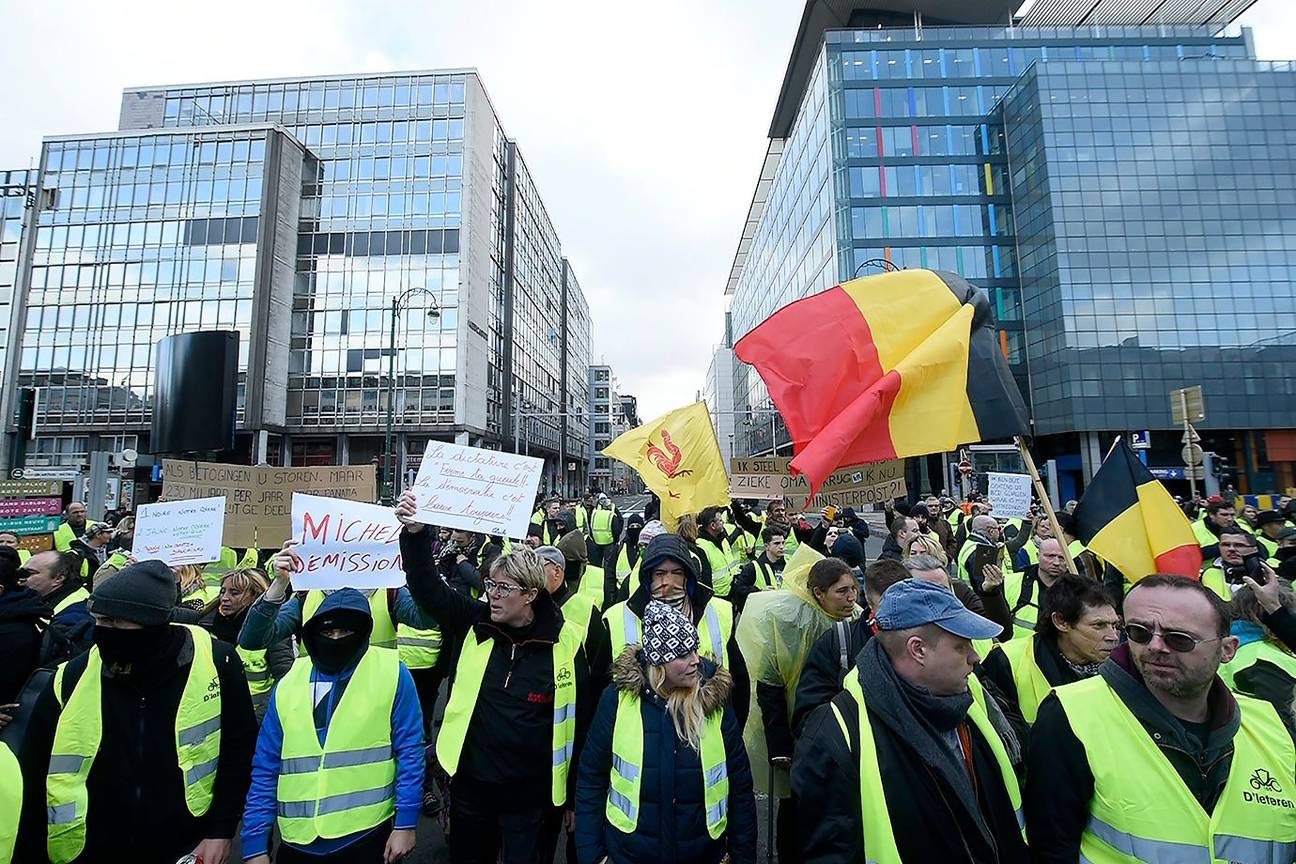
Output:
[
  {"xmin": 575, "ymin": 647, "xmax": 757, "ymax": 864},
  {"xmin": 240, "ymin": 589, "xmax": 425, "ymax": 859}
]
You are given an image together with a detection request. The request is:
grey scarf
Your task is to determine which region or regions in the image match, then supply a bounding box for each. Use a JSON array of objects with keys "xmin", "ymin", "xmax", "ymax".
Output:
[{"xmin": 858, "ymin": 638, "xmax": 994, "ymax": 850}]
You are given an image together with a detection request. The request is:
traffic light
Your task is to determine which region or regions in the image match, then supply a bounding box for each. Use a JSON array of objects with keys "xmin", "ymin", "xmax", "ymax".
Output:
[
  {"xmin": 16, "ymin": 387, "xmax": 36, "ymax": 440},
  {"xmin": 1213, "ymin": 454, "xmax": 1232, "ymax": 479}
]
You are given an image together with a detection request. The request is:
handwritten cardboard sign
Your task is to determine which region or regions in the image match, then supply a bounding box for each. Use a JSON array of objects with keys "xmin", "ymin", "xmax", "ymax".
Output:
[
  {"xmin": 987, "ymin": 472, "xmax": 1033, "ymax": 519},
  {"xmin": 729, "ymin": 457, "xmax": 907, "ymax": 512},
  {"xmin": 409, "ymin": 442, "xmax": 544, "ymax": 538},
  {"xmin": 134, "ymin": 496, "xmax": 226, "ymax": 565},
  {"xmin": 161, "ymin": 460, "xmax": 377, "ymax": 548},
  {"xmin": 288, "ymin": 493, "xmax": 405, "ymax": 590}
]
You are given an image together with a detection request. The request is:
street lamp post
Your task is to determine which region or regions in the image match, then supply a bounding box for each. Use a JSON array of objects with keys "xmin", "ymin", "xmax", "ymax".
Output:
[{"xmin": 383, "ymin": 287, "xmax": 440, "ymax": 504}]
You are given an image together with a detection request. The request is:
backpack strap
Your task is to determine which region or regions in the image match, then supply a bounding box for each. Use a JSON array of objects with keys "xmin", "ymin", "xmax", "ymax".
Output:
[{"xmin": 836, "ymin": 620, "xmax": 851, "ymax": 673}]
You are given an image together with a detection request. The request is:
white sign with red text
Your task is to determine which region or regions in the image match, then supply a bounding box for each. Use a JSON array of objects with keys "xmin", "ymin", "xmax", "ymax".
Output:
[
  {"xmin": 134, "ymin": 496, "xmax": 226, "ymax": 566},
  {"xmin": 409, "ymin": 441, "xmax": 544, "ymax": 539},
  {"xmin": 289, "ymin": 493, "xmax": 406, "ymax": 589}
]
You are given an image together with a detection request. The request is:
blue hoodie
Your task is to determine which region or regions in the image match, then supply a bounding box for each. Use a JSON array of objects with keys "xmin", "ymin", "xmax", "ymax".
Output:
[{"xmin": 241, "ymin": 589, "xmax": 424, "ymax": 859}]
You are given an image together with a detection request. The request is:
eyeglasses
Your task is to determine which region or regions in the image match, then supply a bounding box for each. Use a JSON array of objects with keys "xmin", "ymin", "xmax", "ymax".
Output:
[
  {"xmin": 1125, "ymin": 622, "xmax": 1219, "ymax": 653},
  {"xmin": 483, "ymin": 579, "xmax": 530, "ymax": 598}
]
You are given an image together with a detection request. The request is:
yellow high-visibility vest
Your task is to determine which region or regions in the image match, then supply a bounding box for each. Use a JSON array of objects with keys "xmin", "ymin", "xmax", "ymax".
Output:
[
  {"xmin": 1053, "ymin": 674, "xmax": 1296, "ymax": 864},
  {"xmin": 50, "ymin": 586, "xmax": 90, "ymax": 618},
  {"xmin": 696, "ymin": 535, "xmax": 740, "ymax": 598},
  {"xmin": 592, "ymin": 509, "xmax": 616, "ymax": 546},
  {"xmin": 303, "ymin": 590, "xmax": 397, "ymax": 649},
  {"xmin": 0, "ymin": 741, "xmax": 20, "ymax": 864},
  {"xmin": 604, "ymin": 600, "xmax": 732, "ymax": 666},
  {"xmin": 607, "ymin": 687, "xmax": 728, "ymax": 838},
  {"xmin": 274, "ymin": 647, "xmax": 399, "ymax": 843},
  {"xmin": 437, "ymin": 623, "xmax": 581, "ymax": 806},
  {"xmin": 1220, "ymin": 640, "xmax": 1296, "ymax": 693},
  {"xmin": 993, "ymin": 635, "xmax": 1052, "ymax": 723},
  {"xmin": 47, "ymin": 625, "xmax": 222, "ymax": 864}
]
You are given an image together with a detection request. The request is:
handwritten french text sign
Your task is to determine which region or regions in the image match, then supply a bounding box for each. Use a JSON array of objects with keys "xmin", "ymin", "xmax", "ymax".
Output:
[
  {"xmin": 987, "ymin": 472, "xmax": 1033, "ymax": 519},
  {"xmin": 134, "ymin": 496, "xmax": 226, "ymax": 566},
  {"xmin": 288, "ymin": 493, "xmax": 405, "ymax": 590},
  {"xmin": 161, "ymin": 460, "xmax": 377, "ymax": 548},
  {"xmin": 410, "ymin": 442, "xmax": 544, "ymax": 538}
]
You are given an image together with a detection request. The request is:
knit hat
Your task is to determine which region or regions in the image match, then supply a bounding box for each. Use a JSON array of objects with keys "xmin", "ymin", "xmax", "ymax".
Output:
[
  {"xmin": 88, "ymin": 560, "xmax": 178, "ymax": 626},
  {"xmin": 640, "ymin": 599, "xmax": 699, "ymax": 665},
  {"xmin": 638, "ymin": 520, "xmax": 667, "ymax": 546},
  {"xmin": 534, "ymin": 545, "xmax": 565, "ymax": 569}
]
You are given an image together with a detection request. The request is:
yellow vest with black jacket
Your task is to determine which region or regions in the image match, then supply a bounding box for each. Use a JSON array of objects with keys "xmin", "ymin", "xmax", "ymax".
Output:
[
  {"xmin": 992, "ymin": 634, "xmax": 1053, "ymax": 724},
  {"xmin": 46, "ymin": 624, "xmax": 223, "ymax": 864},
  {"xmin": 0, "ymin": 741, "xmax": 20, "ymax": 864},
  {"xmin": 274, "ymin": 645, "xmax": 400, "ymax": 843},
  {"xmin": 696, "ymin": 534, "xmax": 741, "ymax": 598},
  {"xmin": 1052, "ymin": 674, "xmax": 1296, "ymax": 864}
]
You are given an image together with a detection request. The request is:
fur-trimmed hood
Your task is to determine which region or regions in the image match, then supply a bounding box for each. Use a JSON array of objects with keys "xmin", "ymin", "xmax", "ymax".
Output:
[{"xmin": 612, "ymin": 644, "xmax": 732, "ymax": 716}]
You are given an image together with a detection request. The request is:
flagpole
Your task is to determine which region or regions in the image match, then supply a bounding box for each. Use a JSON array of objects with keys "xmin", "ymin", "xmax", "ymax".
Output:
[{"xmin": 1014, "ymin": 435, "xmax": 1079, "ymax": 577}]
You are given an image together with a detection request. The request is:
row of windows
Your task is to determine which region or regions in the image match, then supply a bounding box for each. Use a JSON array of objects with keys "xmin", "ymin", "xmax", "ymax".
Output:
[
  {"xmin": 850, "ymin": 203, "xmax": 1014, "ymax": 240},
  {"xmin": 289, "ymin": 347, "xmax": 457, "ymax": 376},
  {"xmin": 842, "ymin": 123, "xmax": 1005, "ymax": 158},
  {"xmin": 162, "ymin": 78, "xmax": 467, "ymax": 123},
  {"xmin": 46, "ymin": 137, "xmax": 266, "ymax": 172},
  {"xmin": 285, "ymin": 118, "xmax": 464, "ymax": 149},
  {"xmin": 313, "ymin": 192, "xmax": 462, "ymax": 221},
  {"xmin": 318, "ymin": 153, "xmax": 463, "ymax": 182},
  {"xmin": 841, "ymin": 84, "xmax": 1013, "ymax": 120},
  {"xmin": 285, "ymin": 387, "xmax": 456, "ymax": 418},
  {"xmin": 850, "ymin": 243, "xmax": 1018, "ymax": 280},
  {"xmin": 846, "ymin": 163, "xmax": 1010, "ymax": 198}
]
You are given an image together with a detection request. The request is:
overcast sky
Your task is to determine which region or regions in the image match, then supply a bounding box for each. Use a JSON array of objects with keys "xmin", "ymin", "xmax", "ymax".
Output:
[{"xmin": 0, "ymin": 1, "xmax": 1290, "ymax": 422}]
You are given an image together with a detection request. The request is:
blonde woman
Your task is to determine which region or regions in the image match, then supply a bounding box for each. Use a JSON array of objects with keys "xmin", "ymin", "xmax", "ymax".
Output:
[
  {"xmin": 199, "ymin": 568, "xmax": 294, "ymax": 719},
  {"xmin": 173, "ymin": 564, "xmax": 217, "ymax": 611},
  {"xmin": 575, "ymin": 599, "xmax": 757, "ymax": 864},
  {"xmin": 905, "ymin": 532, "xmax": 949, "ymax": 566}
]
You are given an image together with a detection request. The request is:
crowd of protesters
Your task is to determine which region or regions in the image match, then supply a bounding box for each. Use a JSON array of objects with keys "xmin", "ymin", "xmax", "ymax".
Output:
[{"xmin": 2, "ymin": 487, "xmax": 1296, "ymax": 864}]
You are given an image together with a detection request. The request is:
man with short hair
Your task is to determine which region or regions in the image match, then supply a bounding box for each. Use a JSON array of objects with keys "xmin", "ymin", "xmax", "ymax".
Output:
[
  {"xmin": 1253, "ymin": 510, "xmax": 1287, "ymax": 560},
  {"xmin": 793, "ymin": 579, "xmax": 1026, "ymax": 863},
  {"xmin": 1201, "ymin": 529, "xmax": 1258, "ymax": 599},
  {"xmin": 52, "ymin": 502, "xmax": 87, "ymax": 553},
  {"xmin": 696, "ymin": 505, "xmax": 744, "ymax": 598},
  {"xmin": 880, "ymin": 516, "xmax": 919, "ymax": 562},
  {"xmin": 21, "ymin": 550, "xmax": 95, "ymax": 665},
  {"xmin": 1193, "ymin": 499, "xmax": 1238, "ymax": 559},
  {"xmin": 0, "ymin": 530, "xmax": 30, "ymax": 565},
  {"xmin": 732, "ymin": 524, "xmax": 787, "ymax": 612},
  {"xmin": 1001, "ymin": 537, "xmax": 1069, "ymax": 639},
  {"xmin": 1025, "ymin": 573, "xmax": 1296, "ymax": 862}
]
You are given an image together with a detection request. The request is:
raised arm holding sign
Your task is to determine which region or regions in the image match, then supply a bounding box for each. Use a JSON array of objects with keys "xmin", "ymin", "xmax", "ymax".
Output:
[
  {"xmin": 406, "ymin": 441, "xmax": 544, "ymax": 539},
  {"xmin": 287, "ymin": 493, "xmax": 406, "ymax": 590}
]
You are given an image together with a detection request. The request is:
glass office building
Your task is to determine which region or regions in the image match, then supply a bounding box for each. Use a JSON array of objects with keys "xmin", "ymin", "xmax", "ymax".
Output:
[
  {"xmin": 0, "ymin": 170, "xmax": 35, "ymax": 404},
  {"xmin": 725, "ymin": 0, "xmax": 1293, "ymax": 495},
  {"xmin": 3, "ymin": 71, "xmax": 593, "ymax": 496}
]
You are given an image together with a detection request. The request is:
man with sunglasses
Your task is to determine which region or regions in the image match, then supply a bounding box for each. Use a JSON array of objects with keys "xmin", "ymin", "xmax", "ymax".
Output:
[{"xmin": 1025, "ymin": 574, "xmax": 1296, "ymax": 863}]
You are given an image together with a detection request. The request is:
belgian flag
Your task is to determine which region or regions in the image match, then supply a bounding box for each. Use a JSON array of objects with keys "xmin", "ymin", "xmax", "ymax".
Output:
[
  {"xmin": 733, "ymin": 269, "xmax": 1028, "ymax": 496},
  {"xmin": 1073, "ymin": 438, "xmax": 1203, "ymax": 581}
]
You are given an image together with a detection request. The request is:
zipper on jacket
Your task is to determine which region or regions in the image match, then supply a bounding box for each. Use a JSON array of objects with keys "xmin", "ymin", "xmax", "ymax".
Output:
[{"xmin": 505, "ymin": 643, "xmax": 516, "ymax": 688}]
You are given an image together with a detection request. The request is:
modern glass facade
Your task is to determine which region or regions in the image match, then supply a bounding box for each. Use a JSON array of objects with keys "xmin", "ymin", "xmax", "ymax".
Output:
[
  {"xmin": 3, "ymin": 71, "xmax": 593, "ymax": 493},
  {"xmin": 0, "ymin": 170, "xmax": 34, "ymax": 402},
  {"xmin": 1002, "ymin": 58, "xmax": 1296, "ymax": 489},
  {"xmin": 724, "ymin": 17, "xmax": 1291, "ymax": 492}
]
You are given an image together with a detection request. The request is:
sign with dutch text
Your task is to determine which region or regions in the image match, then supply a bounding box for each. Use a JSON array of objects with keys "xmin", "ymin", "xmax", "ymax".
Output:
[
  {"xmin": 133, "ymin": 496, "xmax": 226, "ymax": 566},
  {"xmin": 0, "ymin": 497, "xmax": 63, "ymax": 518},
  {"xmin": 288, "ymin": 493, "xmax": 405, "ymax": 590},
  {"xmin": 729, "ymin": 457, "xmax": 907, "ymax": 513},
  {"xmin": 0, "ymin": 479, "xmax": 64, "ymax": 500},
  {"xmin": 409, "ymin": 442, "xmax": 544, "ymax": 538},
  {"xmin": 986, "ymin": 472, "xmax": 1033, "ymax": 519},
  {"xmin": 0, "ymin": 514, "xmax": 62, "ymax": 536}
]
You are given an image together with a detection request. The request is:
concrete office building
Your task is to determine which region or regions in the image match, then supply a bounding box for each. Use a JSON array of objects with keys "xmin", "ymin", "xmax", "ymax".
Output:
[
  {"xmin": 723, "ymin": 0, "xmax": 1296, "ymax": 498},
  {"xmin": 2, "ymin": 70, "xmax": 592, "ymax": 496}
]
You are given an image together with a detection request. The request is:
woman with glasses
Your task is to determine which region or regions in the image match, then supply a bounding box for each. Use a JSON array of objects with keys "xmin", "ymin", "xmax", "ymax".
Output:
[
  {"xmin": 981, "ymin": 576, "xmax": 1120, "ymax": 723},
  {"xmin": 395, "ymin": 491, "xmax": 592, "ymax": 864}
]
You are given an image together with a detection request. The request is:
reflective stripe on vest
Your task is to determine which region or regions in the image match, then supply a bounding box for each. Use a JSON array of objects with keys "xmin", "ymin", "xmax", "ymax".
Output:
[
  {"xmin": 616, "ymin": 546, "xmax": 633, "ymax": 581},
  {"xmin": 698, "ymin": 536, "xmax": 739, "ymax": 598},
  {"xmin": 592, "ymin": 510, "xmax": 615, "ymax": 546},
  {"xmin": 606, "ymin": 687, "xmax": 729, "ymax": 839},
  {"xmin": 437, "ymin": 623, "xmax": 581, "ymax": 806},
  {"xmin": 51, "ymin": 587, "xmax": 90, "ymax": 618},
  {"xmin": 1053, "ymin": 675, "xmax": 1296, "ymax": 864},
  {"xmin": 1, "ymin": 742, "xmax": 20, "ymax": 864},
  {"xmin": 577, "ymin": 564, "xmax": 606, "ymax": 611},
  {"xmin": 828, "ymin": 671, "xmax": 1022, "ymax": 863},
  {"xmin": 397, "ymin": 624, "xmax": 443, "ymax": 670},
  {"xmin": 1220, "ymin": 640, "xmax": 1296, "ymax": 693},
  {"xmin": 604, "ymin": 600, "xmax": 732, "ymax": 665},
  {"xmin": 47, "ymin": 625, "xmax": 221, "ymax": 864},
  {"xmin": 753, "ymin": 559, "xmax": 780, "ymax": 591},
  {"xmin": 304, "ymin": 590, "xmax": 397, "ymax": 649},
  {"xmin": 994, "ymin": 635, "xmax": 1053, "ymax": 724},
  {"xmin": 275, "ymin": 647, "xmax": 399, "ymax": 843}
]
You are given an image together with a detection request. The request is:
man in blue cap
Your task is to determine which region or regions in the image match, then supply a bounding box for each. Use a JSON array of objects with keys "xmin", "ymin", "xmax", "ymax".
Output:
[{"xmin": 791, "ymin": 579, "xmax": 1028, "ymax": 864}]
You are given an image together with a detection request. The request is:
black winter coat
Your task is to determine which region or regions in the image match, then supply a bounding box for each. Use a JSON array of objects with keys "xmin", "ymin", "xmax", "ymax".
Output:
[
  {"xmin": 401, "ymin": 526, "xmax": 594, "ymax": 810},
  {"xmin": 792, "ymin": 673, "xmax": 1029, "ymax": 864},
  {"xmin": 0, "ymin": 588, "xmax": 45, "ymax": 703},
  {"xmin": 17, "ymin": 625, "xmax": 256, "ymax": 863},
  {"xmin": 574, "ymin": 648, "xmax": 757, "ymax": 864}
]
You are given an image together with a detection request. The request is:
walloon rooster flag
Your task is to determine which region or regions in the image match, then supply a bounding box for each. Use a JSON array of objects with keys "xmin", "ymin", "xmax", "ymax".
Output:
[
  {"xmin": 734, "ymin": 269, "xmax": 1029, "ymax": 497},
  {"xmin": 1073, "ymin": 437, "xmax": 1203, "ymax": 581}
]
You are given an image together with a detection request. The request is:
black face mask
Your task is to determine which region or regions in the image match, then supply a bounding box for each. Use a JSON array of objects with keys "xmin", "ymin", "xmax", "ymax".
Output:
[
  {"xmin": 305, "ymin": 631, "xmax": 367, "ymax": 675},
  {"xmin": 1278, "ymin": 546, "xmax": 1296, "ymax": 562},
  {"xmin": 94, "ymin": 624, "xmax": 174, "ymax": 670}
]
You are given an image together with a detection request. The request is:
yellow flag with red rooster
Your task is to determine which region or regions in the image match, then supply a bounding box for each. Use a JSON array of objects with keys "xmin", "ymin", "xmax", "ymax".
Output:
[{"xmin": 602, "ymin": 401, "xmax": 730, "ymax": 529}]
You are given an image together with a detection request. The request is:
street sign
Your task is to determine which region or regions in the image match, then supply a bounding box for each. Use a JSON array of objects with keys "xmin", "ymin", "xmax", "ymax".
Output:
[
  {"xmin": 1181, "ymin": 427, "xmax": 1201, "ymax": 444},
  {"xmin": 958, "ymin": 460, "xmax": 974, "ymax": 476},
  {"xmin": 1130, "ymin": 431, "xmax": 1151, "ymax": 450},
  {"xmin": 0, "ymin": 479, "xmax": 63, "ymax": 499},
  {"xmin": 1170, "ymin": 386, "xmax": 1205, "ymax": 425},
  {"xmin": 1182, "ymin": 443, "xmax": 1204, "ymax": 466},
  {"xmin": 1150, "ymin": 466, "xmax": 1205, "ymax": 481},
  {"xmin": 0, "ymin": 514, "xmax": 61, "ymax": 535}
]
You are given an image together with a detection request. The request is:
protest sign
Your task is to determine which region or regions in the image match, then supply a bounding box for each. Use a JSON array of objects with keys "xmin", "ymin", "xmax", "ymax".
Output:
[
  {"xmin": 134, "ymin": 496, "xmax": 226, "ymax": 565},
  {"xmin": 288, "ymin": 493, "xmax": 405, "ymax": 590},
  {"xmin": 161, "ymin": 460, "xmax": 377, "ymax": 548},
  {"xmin": 729, "ymin": 457, "xmax": 907, "ymax": 512},
  {"xmin": 987, "ymin": 472, "xmax": 1033, "ymax": 519},
  {"xmin": 409, "ymin": 442, "xmax": 543, "ymax": 538}
]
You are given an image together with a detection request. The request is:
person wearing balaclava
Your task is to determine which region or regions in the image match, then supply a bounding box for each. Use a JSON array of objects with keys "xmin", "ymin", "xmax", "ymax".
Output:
[
  {"xmin": 597, "ymin": 533, "xmax": 750, "ymax": 726},
  {"xmin": 616, "ymin": 519, "xmax": 668, "ymax": 601},
  {"xmin": 602, "ymin": 512, "xmax": 646, "ymax": 594},
  {"xmin": 241, "ymin": 588, "xmax": 425, "ymax": 864},
  {"xmin": 21, "ymin": 560, "xmax": 256, "ymax": 864}
]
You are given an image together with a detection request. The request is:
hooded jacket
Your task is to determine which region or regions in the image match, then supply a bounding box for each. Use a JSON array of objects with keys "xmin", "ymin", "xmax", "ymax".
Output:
[
  {"xmin": 0, "ymin": 587, "xmax": 46, "ymax": 703},
  {"xmin": 400, "ymin": 527, "xmax": 594, "ymax": 810},
  {"xmin": 593, "ymin": 534, "xmax": 750, "ymax": 725},
  {"xmin": 574, "ymin": 648, "xmax": 757, "ymax": 864},
  {"xmin": 1024, "ymin": 643, "xmax": 1255, "ymax": 863},
  {"xmin": 240, "ymin": 590, "xmax": 425, "ymax": 859},
  {"xmin": 19, "ymin": 622, "xmax": 257, "ymax": 863}
]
